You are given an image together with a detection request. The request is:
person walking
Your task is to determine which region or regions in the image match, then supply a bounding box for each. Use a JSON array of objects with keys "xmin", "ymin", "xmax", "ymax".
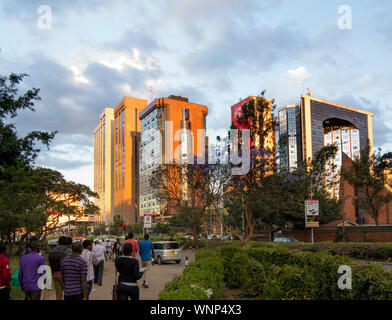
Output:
[
  {"xmin": 113, "ymin": 238, "xmax": 122, "ymax": 259},
  {"xmin": 114, "ymin": 243, "xmax": 144, "ymax": 300},
  {"xmin": 122, "ymin": 233, "xmax": 138, "ymax": 258},
  {"xmin": 61, "ymin": 242, "xmax": 88, "ymax": 300},
  {"xmin": 48, "ymin": 236, "xmax": 73, "ymax": 300},
  {"xmin": 92, "ymin": 240, "xmax": 105, "ymax": 286},
  {"xmin": 104, "ymin": 239, "xmax": 112, "ymax": 261},
  {"xmin": 138, "ymin": 234, "xmax": 154, "ymax": 289},
  {"xmin": 18, "ymin": 240, "xmax": 46, "ymax": 300},
  {"xmin": 0, "ymin": 243, "xmax": 11, "ymax": 300},
  {"xmin": 80, "ymin": 240, "xmax": 98, "ymax": 299}
]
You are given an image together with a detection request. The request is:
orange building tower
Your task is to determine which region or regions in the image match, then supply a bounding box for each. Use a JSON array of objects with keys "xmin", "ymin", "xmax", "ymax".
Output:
[
  {"xmin": 139, "ymin": 95, "xmax": 208, "ymax": 223},
  {"xmin": 113, "ymin": 97, "xmax": 148, "ymax": 225}
]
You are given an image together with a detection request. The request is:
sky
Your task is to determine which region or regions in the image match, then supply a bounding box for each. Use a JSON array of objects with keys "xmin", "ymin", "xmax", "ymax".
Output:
[{"xmin": 0, "ymin": 0, "xmax": 391, "ymax": 190}]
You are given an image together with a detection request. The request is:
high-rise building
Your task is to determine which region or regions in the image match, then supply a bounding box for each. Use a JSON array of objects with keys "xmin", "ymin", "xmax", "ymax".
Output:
[
  {"xmin": 94, "ymin": 108, "xmax": 114, "ymax": 224},
  {"xmin": 139, "ymin": 95, "xmax": 208, "ymax": 223},
  {"xmin": 113, "ymin": 97, "xmax": 148, "ymax": 225},
  {"xmin": 278, "ymin": 93, "xmax": 374, "ymax": 197},
  {"xmin": 278, "ymin": 104, "xmax": 302, "ymax": 171}
]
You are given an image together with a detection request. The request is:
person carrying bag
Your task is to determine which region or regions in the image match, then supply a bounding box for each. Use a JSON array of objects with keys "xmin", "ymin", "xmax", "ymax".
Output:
[{"xmin": 114, "ymin": 243, "xmax": 144, "ymax": 300}]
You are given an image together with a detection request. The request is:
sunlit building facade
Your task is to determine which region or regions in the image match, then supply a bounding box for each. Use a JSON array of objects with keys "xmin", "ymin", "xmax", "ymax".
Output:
[
  {"xmin": 139, "ymin": 95, "xmax": 208, "ymax": 223},
  {"xmin": 113, "ymin": 97, "xmax": 148, "ymax": 225},
  {"xmin": 278, "ymin": 93, "xmax": 374, "ymax": 199},
  {"xmin": 94, "ymin": 108, "xmax": 114, "ymax": 224}
]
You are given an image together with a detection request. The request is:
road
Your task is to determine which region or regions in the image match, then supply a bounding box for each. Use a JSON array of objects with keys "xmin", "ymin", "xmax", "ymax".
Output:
[{"xmin": 42, "ymin": 250, "xmax": 195, "ymax": 300}]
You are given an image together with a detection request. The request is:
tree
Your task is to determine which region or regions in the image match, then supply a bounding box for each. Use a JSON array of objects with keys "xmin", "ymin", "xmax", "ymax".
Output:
[
  {"xmin": 154, "ymin": 222, "xmax": 170, "ymax": 235},
  {"xmin": 220, "ymin": 91, "xmax": 277, "ymax": 245},
  {"xmin": 150, "ymin": 160, "xmax": 231, "ymax": 245},
  {"xmin": 0, "ymin": 73, "xmax": 99, "ymax": 249},
  {"xmin": 342, "ymin": 144, "xmax": 392, "ymax": 227},
  {"xmin": 109, "ymin": 215, "xmax": 125, "ymax": 236}
]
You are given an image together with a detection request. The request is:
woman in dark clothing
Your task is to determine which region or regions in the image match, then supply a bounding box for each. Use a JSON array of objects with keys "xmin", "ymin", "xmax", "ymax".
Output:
[{"xmin": 115, "ymin": 243, "xmax": 144, "ymax": 300}]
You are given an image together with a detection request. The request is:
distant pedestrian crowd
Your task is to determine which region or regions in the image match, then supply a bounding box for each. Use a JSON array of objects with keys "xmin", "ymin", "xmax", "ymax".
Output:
[{"xmin": 0, "ymin": 232, "xmax": 155, "ymax": 301}]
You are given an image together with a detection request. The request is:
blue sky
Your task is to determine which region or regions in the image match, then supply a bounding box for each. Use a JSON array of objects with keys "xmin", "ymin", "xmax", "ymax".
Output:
[{"xmin": 0, "ymin": 0, "xmax": 391, "ymax": 189}]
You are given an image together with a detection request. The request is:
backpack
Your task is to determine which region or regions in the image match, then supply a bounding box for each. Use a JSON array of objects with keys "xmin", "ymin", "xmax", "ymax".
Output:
[{"xmin": 49, "ymin": 246, "xmax": 67, "ymax": 272}]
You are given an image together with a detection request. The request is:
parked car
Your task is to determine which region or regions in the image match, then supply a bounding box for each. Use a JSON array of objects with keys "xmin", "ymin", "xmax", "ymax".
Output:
[
  {"xmin": 207, "ymin": 234, "xmax": 218, "ymax": 240},
  {"xmin": 152, "ymin": 241, "xmax": 182, "ymax": 265},
  {"xmin": 273, "ymin": 237, "xmax": 298, "ymax": 243}
]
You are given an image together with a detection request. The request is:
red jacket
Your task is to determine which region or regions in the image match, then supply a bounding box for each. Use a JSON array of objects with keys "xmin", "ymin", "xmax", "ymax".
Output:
[{"xmin": 0, "ymin": 254, "xmax": 11, "ymax": 287}]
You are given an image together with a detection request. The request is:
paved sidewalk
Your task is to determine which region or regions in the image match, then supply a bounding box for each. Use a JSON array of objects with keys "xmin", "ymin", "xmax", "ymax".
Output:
[{"xmin": 42, "ymin": 250, "xmax": 195, "ymax": 300}]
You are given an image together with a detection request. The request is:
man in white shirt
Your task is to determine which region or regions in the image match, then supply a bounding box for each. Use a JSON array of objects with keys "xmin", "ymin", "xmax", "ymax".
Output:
[
  {"xmin": 92, "ymin": 240, "xmax": 105, "ymax": 285},
  {"xmin": 104, "ymin": 239, "xmax": 112, "ymax": 261},
  {"xmin": 80, "ymin": 240, "xmax": 98, "ymax": 299}
]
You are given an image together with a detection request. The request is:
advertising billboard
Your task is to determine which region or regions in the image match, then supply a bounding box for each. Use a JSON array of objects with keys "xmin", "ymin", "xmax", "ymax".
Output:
[{"xmin": 305, "ymin": 200, "xmax": 319, "ymax": 228}]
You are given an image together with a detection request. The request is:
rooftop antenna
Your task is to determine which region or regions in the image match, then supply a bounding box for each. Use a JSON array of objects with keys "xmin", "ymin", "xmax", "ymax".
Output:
[{"xmin": 149, "ymin": 86, "xmax": 153, "ymax": 103}]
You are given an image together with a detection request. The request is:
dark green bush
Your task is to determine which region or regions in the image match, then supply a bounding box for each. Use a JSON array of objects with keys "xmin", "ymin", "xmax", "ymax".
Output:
[
  {"xmin": 159, "ymin": 255, "xmax": 224, "ymax": 300},
  {"xmin": 241, "ymin": 258, "xmax": 266, "ymax": 297},
  {"xmin": 264, "ymin": 265, "xmax": 316, "ymax": 300}
]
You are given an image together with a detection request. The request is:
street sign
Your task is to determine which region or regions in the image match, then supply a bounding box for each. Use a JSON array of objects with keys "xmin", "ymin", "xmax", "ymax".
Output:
[
  {"xmin": 144, "ymin": 211, "xmax": 152, "ymax": 229},
  {"xmin": 305, "ymin": 200, "xmax": 319, "ymax": 228}
]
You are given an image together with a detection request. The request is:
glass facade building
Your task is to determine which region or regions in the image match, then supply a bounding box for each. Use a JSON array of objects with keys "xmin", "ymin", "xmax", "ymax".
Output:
[
  {"xmin": 278, "ymin": 105, "xmax": 302, "ymax": 171},
  {"xmin": 139, "ymin": 108, "xmax": 162, "ymax": 215}
]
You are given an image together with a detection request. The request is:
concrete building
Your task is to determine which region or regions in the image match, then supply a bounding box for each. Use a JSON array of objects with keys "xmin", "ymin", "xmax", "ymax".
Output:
[
  {"xmin": 139, "ymin": 95, "xmax": 208, "ymax": 223},
  {"xmin": 113, "ymin": 97, "xmax": 148, "ymax": 225},
  {"xmin": 93, "ymin": 108, "xmax": 114, "ymax": 224},
  {"xmin": 278, "ymin": 92, "xmax": 374, "ymax": 197}
]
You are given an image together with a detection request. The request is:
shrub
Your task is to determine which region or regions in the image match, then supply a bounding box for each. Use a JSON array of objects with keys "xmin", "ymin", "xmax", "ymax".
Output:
[
  {"xmin": 159, "ymin": 255, "xmax": 224, "ymax": 300},
  {"xmin": 264, "ymin": 265, "xmax": 316, "ymax": 300},
  {"xmin": 241, "ymin": 258, "xmax": 266, "ymax": 297}
]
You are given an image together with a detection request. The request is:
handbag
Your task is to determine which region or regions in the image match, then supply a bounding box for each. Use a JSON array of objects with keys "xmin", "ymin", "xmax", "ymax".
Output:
[{"xmin": 112, "ymin": 268, "xmax": 118, "ymax": 300}]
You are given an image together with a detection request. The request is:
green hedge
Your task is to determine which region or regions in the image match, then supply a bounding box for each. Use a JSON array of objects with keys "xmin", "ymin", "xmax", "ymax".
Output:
[
  {"xmin": 248, "ymin": 241, "xmax": 392, "ymax": 261},
  {"xmin": 160, "ymin": 244, "xmax": 392, "ymax": 300},
  {"xmin": 159, "ymin": 248, "xmax": 225, "ymax": 300}
]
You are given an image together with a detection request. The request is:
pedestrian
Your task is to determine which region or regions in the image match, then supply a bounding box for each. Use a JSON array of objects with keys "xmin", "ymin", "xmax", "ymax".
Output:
[
  {"xmin": 92, "ymin": 240, "xmax": 105, "ymax": 286},
  {"xmin": 122, "ymin": 233, "xmax": 139, "ymax": 258},
  {"xmin": 113, "ymin": 238, "xmax": 122, "ymax": 259},
  {"xmin": 114, "ymin": 243, "xmax": 144, "ymax": 300},
  {"xmin": 61, "ymin": 241, "xmax": 88, "ymax": 300},
  {"xmin": 18, "ymin": 240, "xmax": 46, "ymax": 300},
  {"xmin": 0, "ymin": 243, "xmax": 11, "ymax": 301},
  {"xmin": 104, "ymin": 239, "xmax": 112, "ymax": 261},
  {"xmin": 48, "ymin": 235, "xmax": 73, "ymax": 300},
  {"xmin": 138, "ymin": 234, "xmax": 154, "ymax": 289},
  {"xmin": 80, "ymin": 240, "xmax": 98, "ymax": 300}
]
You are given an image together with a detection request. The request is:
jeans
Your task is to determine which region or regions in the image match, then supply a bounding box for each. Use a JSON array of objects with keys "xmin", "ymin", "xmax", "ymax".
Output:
[
  {"xmin": 87, "ymin": 280, "xmax": 93, "ymax": 299},
  {"xmin": 94, "ymin": 260, "xmax": 104, "ymax": 285},
  {"xmin": 0, "ymin": 287, "xmax": 10, "ymax": 300},
  {"xmin": 25, "ymin": 290, "xmax": 42, "ymax": 300},
  {"xmin": 116, "ymin": 283, "xmax": 139, "ymax": 300}
]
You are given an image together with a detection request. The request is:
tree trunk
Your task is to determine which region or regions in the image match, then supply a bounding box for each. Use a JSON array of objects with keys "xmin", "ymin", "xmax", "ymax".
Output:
[{"xmin": 191, "ymin": 224, "xmax": 199, "ymax": 247}]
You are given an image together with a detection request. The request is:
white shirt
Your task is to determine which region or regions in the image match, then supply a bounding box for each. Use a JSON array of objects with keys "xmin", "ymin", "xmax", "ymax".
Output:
[
  {"xmin": 92, "ymin": 243, "xmax": 106, "ymax": 262},
  {"xmin": 80, "ymin": 249, "xmax": 98, "ymax": 281}
]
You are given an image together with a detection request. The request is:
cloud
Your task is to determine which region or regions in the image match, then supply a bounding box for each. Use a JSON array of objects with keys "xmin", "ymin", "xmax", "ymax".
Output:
[
  {"xmin": 335, "ymin": 95, "xmax": 392, "ymax": 149},
  {"xmin": 287, "ymin": 66, "xmax": 311, "ymax": 83}
]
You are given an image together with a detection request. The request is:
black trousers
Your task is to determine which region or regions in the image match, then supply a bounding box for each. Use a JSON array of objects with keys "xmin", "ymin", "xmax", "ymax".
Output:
[
  {"xmin": 25, "ymin": 290, "xmax": 41, "ymax": 300},
  {"xmin": 64, "ymin": 293, "xmax": 84, "ymax": 300},
  {"xmin": 116, "ymin": 283, "xmax": 139, "ymax": 300},
  {"xmin": 0, "ymin": 287, "xmax": 10, "ymax": 300}
]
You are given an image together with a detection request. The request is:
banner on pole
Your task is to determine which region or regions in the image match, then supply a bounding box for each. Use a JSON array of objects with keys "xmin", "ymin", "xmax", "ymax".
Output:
[
  {"xmin": 305, "ymin": 200, "xmax": 319, "ymax": 228},
  {"xmin": 144, "ymin": 211, "xmax": 152, "ymax": 229}
]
